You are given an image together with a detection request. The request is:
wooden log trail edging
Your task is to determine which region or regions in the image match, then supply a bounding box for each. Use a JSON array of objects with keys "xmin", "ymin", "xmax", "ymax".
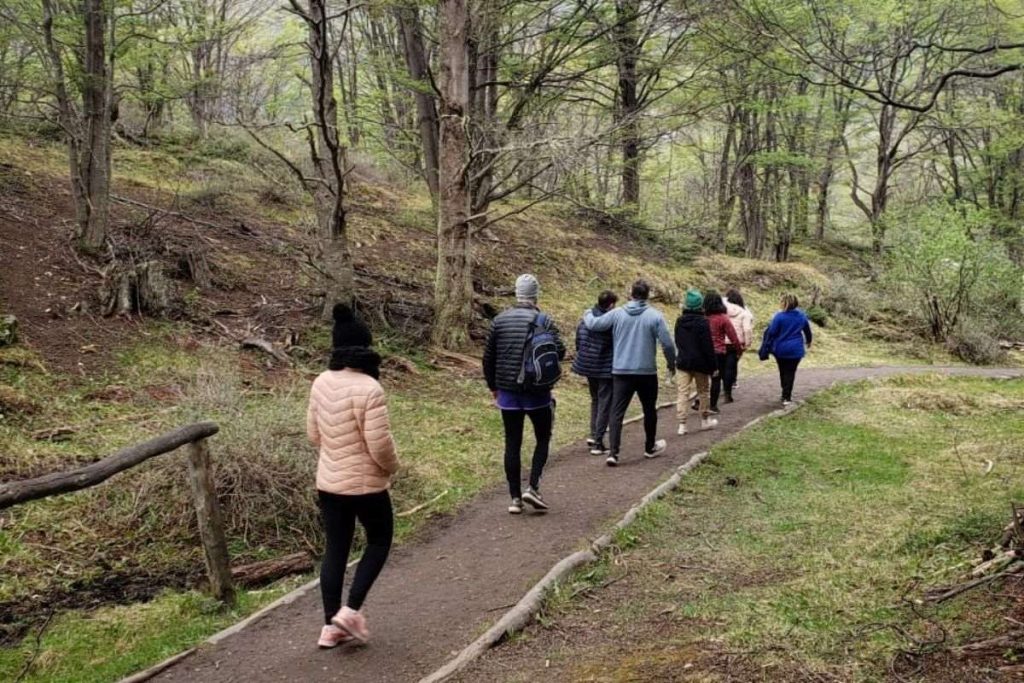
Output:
[
  {"xmin": 418, "ymin": 403, "xmax": 798, "ymax": 683},
  {"xmin": 0, "ymin": 422, "xmax": 220, "ymax": 509}
]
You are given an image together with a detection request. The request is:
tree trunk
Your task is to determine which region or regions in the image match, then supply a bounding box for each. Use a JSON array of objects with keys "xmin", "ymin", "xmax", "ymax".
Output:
[
  {"xmin": 394, "ymin": 3, "xmax": 440, "ymax": 198},
  {"xmin": 42, "ymin": 0, "xmax": 113, "ymax": 253},
  {"xmin": 432, "ymin": 0, "xmax": 473, "ymax": 349},
  {"xmin": 615, "ymin": 0, "xmax": 641, "ymax": 209},
  {"xmin": 716, "ymin": 108, "xmax": 737, "ymax": 251},
  {"xmin": 307, "ymin": 0, "xmax": 353, "ymax": 319},
  {"xmin": 80, "ymin": 0, "xmax": 113, "ymax": 252}
]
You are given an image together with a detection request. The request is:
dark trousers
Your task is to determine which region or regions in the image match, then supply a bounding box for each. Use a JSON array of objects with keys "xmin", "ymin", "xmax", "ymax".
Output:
[
  {"xmin": 710, "ymin": 353, "xmax": 728, "ymax": 408},
  {"xmin": 319, "ymin": 489, "xmax": 394, "ymax": 623},
  {"xmin": 723, "ymin": 348, "xmax": 739, "ymax": 394},
  {"xmin": 587, "ymin": 376, "xmax": 613, "ymax": 444},
  {"xmin": 502, "ymin": 406, "xmax": 553, "ymax": 498},
  {"xmin": 776, "ymin": 357, "xmax": 801, "ymax": 401},
  {"xmin": 608, "ymin": 374, "xmax": 659, "ymax": 455}
]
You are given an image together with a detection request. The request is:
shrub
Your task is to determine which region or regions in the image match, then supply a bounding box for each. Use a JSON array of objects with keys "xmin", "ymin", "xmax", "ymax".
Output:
[
  {"xmin": 819, "ymin": 274, "xmax": 875, "ymax": 321},
  {"xmin": 805, "ymin": 305, "xmax": 828, "ymax": 327},
  {"xmin": 946, "ymin": 326, "xmax": 1006, "ymax": 365},
  {"xmin": 886, "ymin": 203, "xmax": 1020, "ymax": 341}
]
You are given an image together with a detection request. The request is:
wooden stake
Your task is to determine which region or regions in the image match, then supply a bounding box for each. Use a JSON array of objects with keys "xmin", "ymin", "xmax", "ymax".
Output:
[{"xmin": 186, "ymin": 438, "xmax": 235, "ymax": 605}]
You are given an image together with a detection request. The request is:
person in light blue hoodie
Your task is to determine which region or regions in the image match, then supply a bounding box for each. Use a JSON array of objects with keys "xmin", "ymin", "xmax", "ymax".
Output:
[{"xmin": 584, "ymin": 279, "xmax": 676, "ymax": 466}]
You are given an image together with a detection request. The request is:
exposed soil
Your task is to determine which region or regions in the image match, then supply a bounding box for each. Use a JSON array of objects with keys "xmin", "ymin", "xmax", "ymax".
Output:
[{"xmin": 143, "ymin": 367, "xmax": 1021, "ymax": 683}]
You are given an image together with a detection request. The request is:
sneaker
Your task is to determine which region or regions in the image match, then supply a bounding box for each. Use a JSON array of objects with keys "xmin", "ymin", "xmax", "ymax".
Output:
[
  {"xmin": 708, "ymin": 407, "xmax": 721, "ymax": 415},
  {"xmin": 318, "ymin": 624, "xmax": 353, "ymax": 649},
  {"xmin": 644, "ymin": 439, "xmax": 667, "ymax": 459},
  {"xmin": 508, "ymin": 497, "xmax": 523, "ymax": 514},
  {"xmin": 677, "ymin": 423, "xmax": 687, "ymax": 436},
  {"xmin": 589, "ymin": 442, "xmax": 610, "ymax": 456},
  {"xmin": 723, "ymin": 392, "xmax": 734, "ymax": 404},
  {"xmin": 331, "ymin": 606, "xmax": 369, "ymax": 644},
  {"xmin": 700, "ymin": 417, "xmax": 718, "ymax": 431},
  {"xmin": 586, "ymin": 437, "xmax": 597, "ymax": 448},
  {"xmin": 782, "ymin": 399, "xmax": 793, "ymax": 407},
  {"xmin": 522, "ymin": 487, "xmax": 549, "ymax": 511},
  {"xmin": 606, "ymin": 453, "xmax": 619, "ymax": 467},
  {"xmin": 691, "ymin": 400, "xmax": 700, "ymax": 412}
]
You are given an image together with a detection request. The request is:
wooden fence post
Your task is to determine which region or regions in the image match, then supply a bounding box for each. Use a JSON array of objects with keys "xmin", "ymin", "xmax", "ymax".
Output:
[{"xmin": 186, "ymin": 437, "xmax": 235, "ymax": 606}]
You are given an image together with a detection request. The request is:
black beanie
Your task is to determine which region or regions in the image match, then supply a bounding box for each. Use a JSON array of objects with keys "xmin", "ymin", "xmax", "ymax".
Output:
[{"xmin": 331, "ymin": 303, "xmax": 372, "ymax": 349}]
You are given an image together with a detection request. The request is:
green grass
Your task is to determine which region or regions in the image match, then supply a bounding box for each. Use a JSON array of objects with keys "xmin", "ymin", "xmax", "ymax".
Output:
[
  {"xmin": 0, "ymin": 578, "xmax": 309, "ymax": 683},
  {"xmin": 494, "ymin": 375, "xmax": 1024, "ymax": 682}
]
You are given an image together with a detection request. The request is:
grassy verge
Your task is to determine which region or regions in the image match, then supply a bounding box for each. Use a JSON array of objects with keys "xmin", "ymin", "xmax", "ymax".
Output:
[{"xmin": 456, "ymin": 375, "xmax": 1024, "ymax": 682}]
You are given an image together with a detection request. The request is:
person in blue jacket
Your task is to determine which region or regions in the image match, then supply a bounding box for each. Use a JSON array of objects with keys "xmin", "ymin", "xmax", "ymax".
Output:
[
  {"xmin": 758, "ymin": 293, "xmax": 812, "ymax": 406},
  {"xmin": 573, "ymin": 290, "xmax": 618, "ymax": 456}
]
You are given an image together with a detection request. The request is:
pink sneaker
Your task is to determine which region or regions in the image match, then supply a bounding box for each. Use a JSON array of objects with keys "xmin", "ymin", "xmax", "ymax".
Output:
[
  {"xmin": 318, "ymin": 624, "xmax": 352, "ymax": 649},
  {"xmin": 331, "ymin": 606, "xmax": 370, "ymax": 643}
]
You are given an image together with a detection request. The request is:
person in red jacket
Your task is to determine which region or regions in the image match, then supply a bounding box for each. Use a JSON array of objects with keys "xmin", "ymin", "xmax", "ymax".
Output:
[{"xmin": 704, "ymin": 291, "xmax": 742, "ymax": 413}]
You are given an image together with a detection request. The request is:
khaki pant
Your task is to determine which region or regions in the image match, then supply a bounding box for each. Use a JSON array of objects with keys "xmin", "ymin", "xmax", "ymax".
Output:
[{"xmin": 676, "ymin": 371, "xmax": 710, "ymax": 430}]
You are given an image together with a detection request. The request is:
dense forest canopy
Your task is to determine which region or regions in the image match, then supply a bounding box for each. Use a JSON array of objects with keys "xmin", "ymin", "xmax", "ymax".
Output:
[{"xmin": 1, "ymin": 0, "xmax": 1022, "ymax": 347}]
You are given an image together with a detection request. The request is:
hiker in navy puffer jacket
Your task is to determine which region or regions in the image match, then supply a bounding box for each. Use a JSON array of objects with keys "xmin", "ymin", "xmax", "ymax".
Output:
[{"xmin": 573, "ymin": 290, "xmax": 618, "ymax": 455}]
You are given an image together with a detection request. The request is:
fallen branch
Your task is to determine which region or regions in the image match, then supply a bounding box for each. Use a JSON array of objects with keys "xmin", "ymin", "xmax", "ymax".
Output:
[
  {"xmin": 927, "ymin": 563, "xmax": 1023, "ymax": 603},
  {"xmin": 951, "ymin": 629, "xmax": 1024, "ymax": 657},
  {"xmin": 240, "ymin": 337, "xmax": 291, "ymax": 365},
  {"xmin": 231, "ymin": 552, "xmax": 313, "ymax": 588},
  {"xmin": 111, "ymin": 194, "xmax": 223, "ymax": 235},
  {"xmin": 396, "ymin": 490, "xmax": 449, "ymax": 518}
]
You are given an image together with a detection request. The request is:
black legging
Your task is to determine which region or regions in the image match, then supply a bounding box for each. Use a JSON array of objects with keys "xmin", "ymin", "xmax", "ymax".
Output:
[
  {"xmin": 608, "ymin": 374, "xmax": 659, "ymax": 455},
  {"xmin": 710, "ymin": 353, "xmax": 728, "ymax": 409},
  {"xmin": 776, "ymin": 357, "xmax": 801, "ymax": 401},
  {"xmin": 319, "ymin": 489, "xmax": 393, "ymax": 624},
  {"xmin": 501, "ymin": 406, "xmax": 553, "ymax": 498}
]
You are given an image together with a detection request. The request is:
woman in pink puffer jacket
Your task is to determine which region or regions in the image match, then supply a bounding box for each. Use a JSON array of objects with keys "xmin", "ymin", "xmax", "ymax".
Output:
[{"xmin": 307, "ymin": 304, "xmax": 399, "ymax": 648}]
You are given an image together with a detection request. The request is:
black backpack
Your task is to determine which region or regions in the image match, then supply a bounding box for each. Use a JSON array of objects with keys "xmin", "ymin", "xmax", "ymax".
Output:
[{"xmin": 517, "ymin": 312, "xmax": 562, "ymax": 389}]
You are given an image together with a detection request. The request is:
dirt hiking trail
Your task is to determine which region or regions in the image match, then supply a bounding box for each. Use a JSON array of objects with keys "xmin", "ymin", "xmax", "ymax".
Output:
[{"xmin": 146, "ymin": 366, "xmax": 1021, "ymax": 683}]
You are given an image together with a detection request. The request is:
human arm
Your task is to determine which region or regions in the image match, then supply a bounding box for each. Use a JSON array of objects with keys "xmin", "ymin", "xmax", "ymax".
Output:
[
  {"xmin": 742, "ymin": 310, "xmax": 755, "ymax": 348},
  {"xmin": 758, "ymin": 317, "xmax": 778, "ymax": 361},
  {"xmin": 584, "ymin": 308, "xmax": 616, "ymax": 331},
  {"xmin": 306, "ymin": 385, "xmax": 321, "ymax": 447},
  {"xmin": 802, "ymin": 313, "xmax": 813, "ymax": 349},
  {"xmin": 724, "ymin": 318, "xmax": 742, "ymax": 350},
  {"xmin": 363, "ymin": 387, "xmax": 399, "ymax": 474},
  {"xmin": 546, "ymin": 315, "xmax": 567, "ymax": 360},
  {"xmin": 657, "ymin": 315, "xmax": 677, "ymax": 373},
  {"xmin": 482, "ymin": 324, "xmax": 498, "ymax": 392}
]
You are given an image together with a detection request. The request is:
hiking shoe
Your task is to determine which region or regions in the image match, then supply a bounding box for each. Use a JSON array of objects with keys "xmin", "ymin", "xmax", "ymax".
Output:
[
  {"xmin": 644, "ymin": 439, "xmax": 667, "ymax": 459},
  {"xmin": 677, "ymin": 423, "xmax": 687, "ymax": 436},
  {"xmin": 606, "ymin": 453, "xmax": 619, "ymax": 467},
  {"xmin": 522, "ymin": 487, "xmax": 549, "ymax": 511},
  {"xmin": 700, "ymin": 417, "xmax": 718, "ymax": 431},
  {"xmin": 508, "ymin": 497, "xmax": 523, "ymax": 514},
  {"xmin": 589, "ymin": 441, "xmax": 610, "ymax": 456},
  {"xmin": 723, "ymin": 392, "xmax": 734, "ymax": 404},
  {"xmin": 331, "ymin": 606, "xmax": 369, "ymax": 644},
  {"xmin": 318, "ymin": 624, "xmax": 353, "ymax": 649}
]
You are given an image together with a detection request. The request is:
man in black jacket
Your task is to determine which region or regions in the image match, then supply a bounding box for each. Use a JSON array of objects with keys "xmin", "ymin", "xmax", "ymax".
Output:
[
  {"xmin": 572, "ymin": 290, "xmax": 618, "ymax": 456},
  {"xmin": 482, "ymin": 274, "xmax": 566, "ymax": 514},
  {"xmin": 674, "ymin": 289, "xmax": 718, "ymax": 435}
]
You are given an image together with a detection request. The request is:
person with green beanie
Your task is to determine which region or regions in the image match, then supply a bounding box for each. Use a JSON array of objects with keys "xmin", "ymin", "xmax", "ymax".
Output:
[{"xmin": 673, "ymin": 289, "xmax": 718, "ymax": 434}]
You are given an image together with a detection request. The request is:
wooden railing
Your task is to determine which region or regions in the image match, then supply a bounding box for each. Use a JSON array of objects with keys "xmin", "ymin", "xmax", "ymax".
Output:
[{"xmin": 0, "ymin": 422, "xmax": 235, "ymax": 604}]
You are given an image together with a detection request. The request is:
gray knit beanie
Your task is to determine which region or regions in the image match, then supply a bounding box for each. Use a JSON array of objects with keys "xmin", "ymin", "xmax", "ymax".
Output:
[{"xmin": 515, "ymin": 274, "xmax": 540, "ymax": 303}]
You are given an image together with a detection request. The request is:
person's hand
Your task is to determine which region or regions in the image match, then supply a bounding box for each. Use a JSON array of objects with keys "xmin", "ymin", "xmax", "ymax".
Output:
[{"xmin": 490, "ymin": 389, "xmax": 498, "ymax": 407}]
